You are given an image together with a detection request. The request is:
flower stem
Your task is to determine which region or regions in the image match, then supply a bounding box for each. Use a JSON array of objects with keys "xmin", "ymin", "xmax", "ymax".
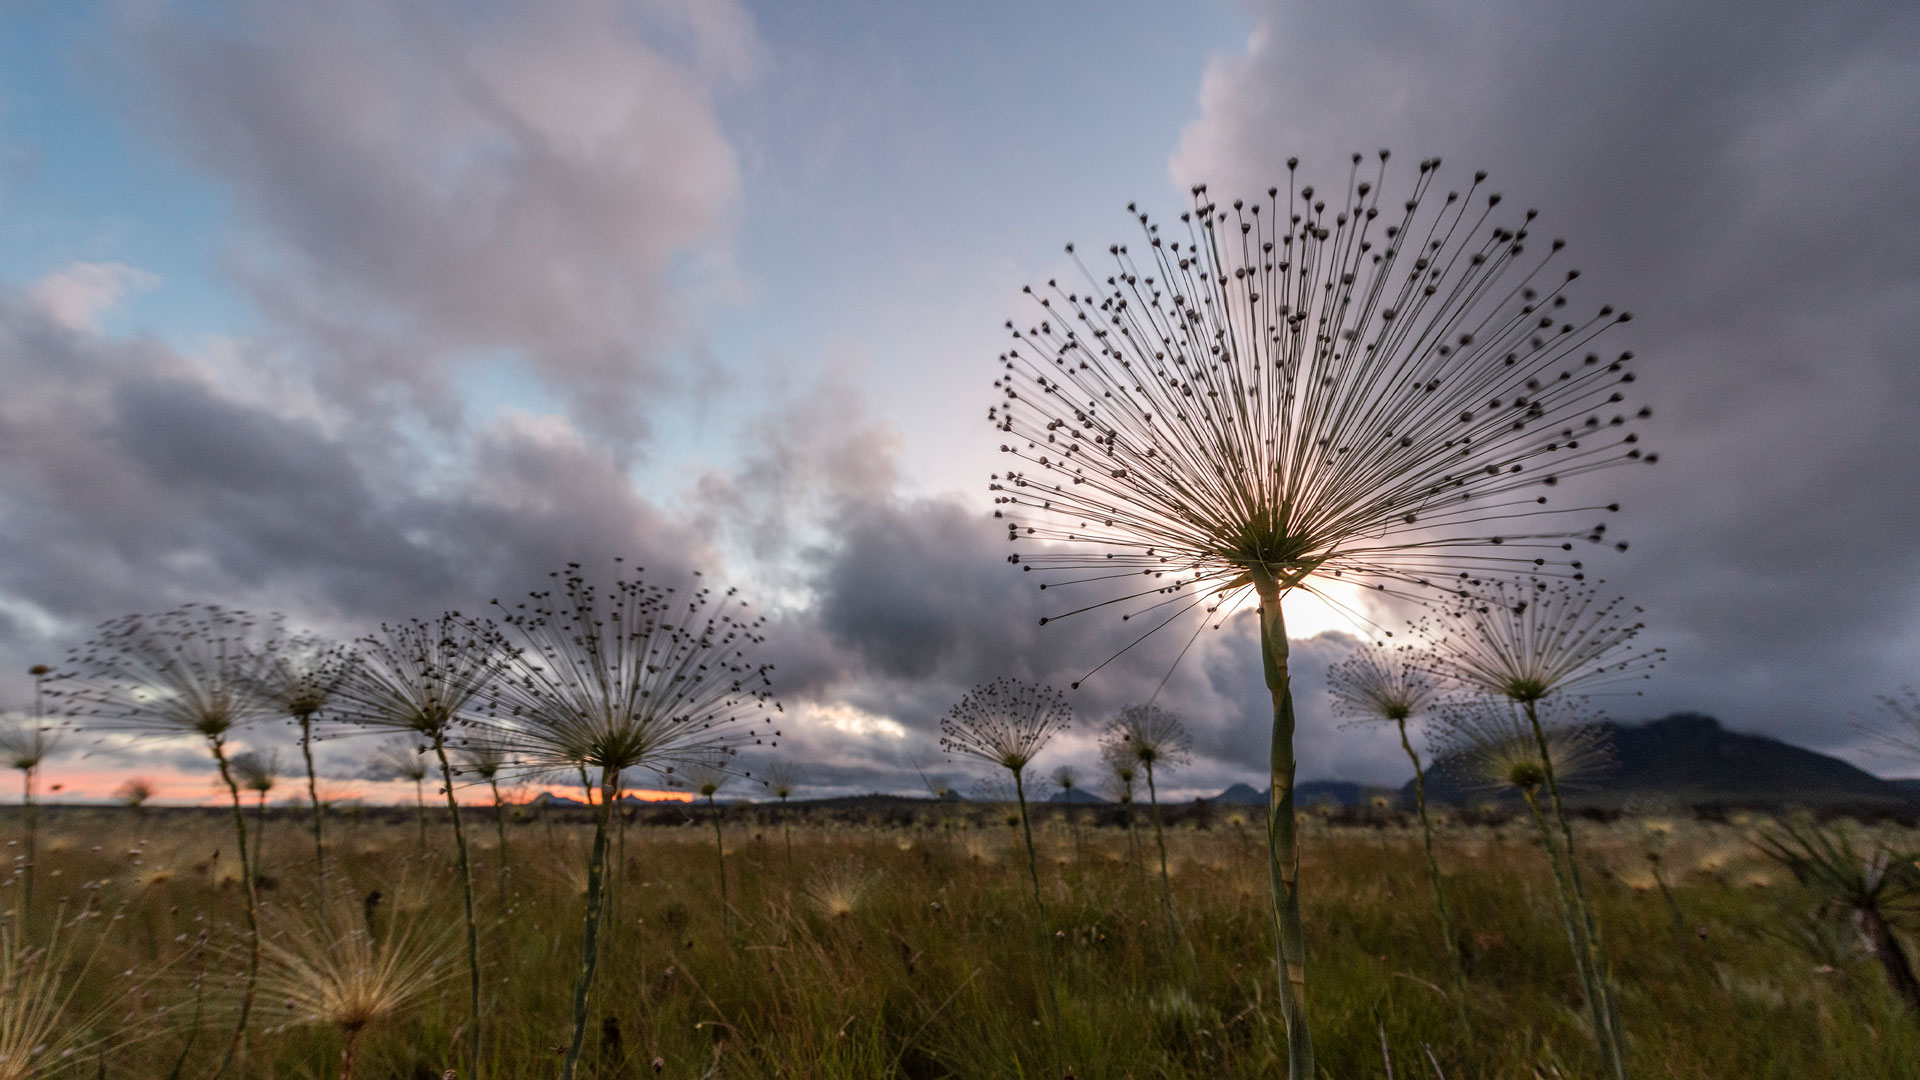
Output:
[
  {"xmin": 1253, "ymin": 573, "xmax": 1314, "ymax": 1080},
  {"xmin": 1012, "ymin": 767, "xmax": 1065, "ymax": 1078},
  {"xmin": 210, "ymin": 737, "xmax": 261, "ymax": 1080},
  {"xmin": 560, "ymin": 770, "xmax": 618, "ymax": 1080},
  {"xmin": 298, "ymin": 712, "xmax": 325, "ymax": 880},
  {"xmin": 431, "ymin": 737, "xmax": 484, "ymax": 1078},
  {"xmin": 1399, "ymin": 718, "xmax": 1468, "ymax": 1024},
  {"xmin": 489, "ymin": 777, "xmax": 511, "ymax": 907},
  {"xmin": 707, "ymin": 793, "xmax": 731, "ymax": 939},
  {"xmin": 1144, "ymin": 761, "xmax": 1181, "ymax": 954},
  {"xmin": 1523, "ymin": 699, "xmax": 1629, "ymax": 1079}
]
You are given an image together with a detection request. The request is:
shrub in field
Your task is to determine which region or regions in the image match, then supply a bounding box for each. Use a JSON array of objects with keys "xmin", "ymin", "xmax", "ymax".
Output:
[{"xmin": 989, "ymin": 154, "xmax": 1655, "ymax": 1077}]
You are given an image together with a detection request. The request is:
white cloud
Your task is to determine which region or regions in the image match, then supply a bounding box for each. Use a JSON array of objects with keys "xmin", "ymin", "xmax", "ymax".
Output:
[{"xmin": 27, "ymin": 262, "xmax": 157, "ymax": 330}]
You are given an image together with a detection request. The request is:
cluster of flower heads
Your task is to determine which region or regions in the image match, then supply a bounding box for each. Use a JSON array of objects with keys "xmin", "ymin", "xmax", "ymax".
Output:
[
  {"xmin": 990, "ymin": 154, "xmax": 1656, "ymax": 672},
  {"xmin": 48, "ymin": 561, "xmax": 783, "ymax": 793}
]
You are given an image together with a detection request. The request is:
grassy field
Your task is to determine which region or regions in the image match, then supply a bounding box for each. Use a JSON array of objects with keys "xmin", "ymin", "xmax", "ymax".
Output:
[{"xmin": 12, "ymin": 800, "xmax": 1920, "ymax": 1079}]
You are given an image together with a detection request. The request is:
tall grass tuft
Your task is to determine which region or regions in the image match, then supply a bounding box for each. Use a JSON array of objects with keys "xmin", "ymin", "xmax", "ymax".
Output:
[
  {"xmin": 0, "ymin": 675, "xmax": 59, "ymax": 919},
  {"xmin": 479, "ymin": 560, "xmax": 780, "ymax": 1080},
  {"xmin": 254, "ymin": 889, "xmax": 456, "ymax": 1080},
  {"xmin": 989, "ymin": 156, "xmax": 1656, "ymax": 1077}
]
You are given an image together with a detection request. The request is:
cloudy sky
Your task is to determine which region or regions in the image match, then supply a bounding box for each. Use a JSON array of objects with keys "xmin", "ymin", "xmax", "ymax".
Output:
[{"xmin": 1, "ymin": 0, "xmax": 1915, "ymax": 804}]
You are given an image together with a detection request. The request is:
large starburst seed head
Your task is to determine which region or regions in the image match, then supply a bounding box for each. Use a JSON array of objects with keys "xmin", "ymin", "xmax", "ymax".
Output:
[
  {"xmin": 330, "ymin": 615, "xmax": 502, "ymax": 741},
  {"xmin": 1328, "ymin": 642, "xmax": 1434, "ymax": 725},
  {"xmin": 989, "ymin": 157, "xmax": 1656, "ymax": 654},
  {"xmin": 1435, "ymin": 698, "xmax": 1613, "ymax": 796},
  {"xmin": 1108, "ymin": 703, "xmax": 1193, "ymax": 770},
  {"xmin": 1412, "ymin": 576, "xmax": 1664, "ymax": 704},
  {"xmin": 481, "ymin": 562, "xmax": 782, "ymax": 780},
  {"xmin": 62, "ymin": 605, "xmax": 273, "ymax": 742},
  {"xmin": 941, "ymin": 677, "xmax": 1071, "ymax": 774}
]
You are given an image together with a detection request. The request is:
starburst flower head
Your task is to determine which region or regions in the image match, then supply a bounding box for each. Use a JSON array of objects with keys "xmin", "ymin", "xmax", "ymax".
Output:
[
  {"xmin": 482, "ymin": 562, "xmax": 782, "ymax": 780},
  {"xmin": 454, "ymin": 740, "xmax": 509, "ymax": 782},
  {"xmin": 940, "ymin": 677, "xmax": 1070, "ymax": 773},
  {"xmin": 804, "ymin": 859, "xmax": 878, "ymax": 919},
  {"xmin": 255, "ymin": 892, "xmax": 454, "ymax": 1037},
  {"xmin": 331, "ymin": 616, "xmax": 501, "ymax": 740},
  {"xmin": 63, "ymin": 605, "xmax": 271, "ymax": 741},
  {"xmin": 992, "ymin": 157, "xmax": 1656, "ymax": 663},
  {"xmin": 232, "ymin": 749, "xmax": 282, "ymax": 795},
  {"xmin": 0, "ymin": 715, "xmax": 59, "ymax": 772},
  {"xmin": 1108, "ymin": 703, "xmax": 1193, "ymax": 770},
  {"xmin": 1436, "ymin": 698, "xmax": 1612, "ymax": 795},
  {"xmin": 115, "ymin": 777, "xmax": 154, "ymax": 808},
  {"xmin": 253, "ymin": 623, "xmax": 354, "ymax": 721},
  {"xmin": 371, "ymin": 739, "xmax": 428, "ymax": 785},
  {"xmin": 1051, "ymin": 763, "xmax": 1080, "ymax": 792},
  {"xmin": 1100, "ymin": 741, "xmax": 1139, "ymax": 803},
  {"xmin": 1413, "ymin": 577, "xmax": 1664, "ymax": 703},
  {"xmin": 760, "ymin": 760, "xmax": 804, "ymax": 800},
  {"xmin": 669, "ymin": 753, "xmax": 734, "ymax": 798},
  {"xmin": 1327, "ymin": 643, "xmax": 1434, "ymax": 724}
]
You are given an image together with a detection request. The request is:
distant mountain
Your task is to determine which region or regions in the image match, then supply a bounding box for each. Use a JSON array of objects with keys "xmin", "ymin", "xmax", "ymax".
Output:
[
  {"xmin": 529, "ymin": 791, "xmax": 586, "ymax": 807},
  {"xmin": 1210, "ymin": 783, "xmax": 1266, "ymax": 806},
  {"xmin": 1208, "ymin": 780, "xmax": 1398, "ymax": 808},
  {"xmin": 1047, "ymin": 788, "xmax": 1108, "ymax": 804},
  {"xmin": 1413, "ymin": 712, "xmax": 1912, "ymax": 811}
]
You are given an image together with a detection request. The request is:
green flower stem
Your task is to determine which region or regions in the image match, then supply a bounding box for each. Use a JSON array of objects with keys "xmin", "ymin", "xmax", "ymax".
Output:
[
  {"xmin": 560, "ymin": 770, "xmax": 619, "ymax": 1080},
  {"xmin": 707, "ymin": 793, "xmax": 732, "ymax": 939},
  {"xmin": 1399, "ymin": 718, "xmax": 1468, "ymax": 1024},
  {"xmin": 1253, "ymin": 573, "xmax": 1314, "ymax": 1080},
  {"xmin": 210, "ymin": 738, "xmax": 261, "ymax": 1080},
  {"xmin": 1144, "ymin": 761, "xmax": 1181, "ymax": 953},
  {"xmin": 298, "ymin": 713, "xmax": 325, "ymax": 881},
  {"xmin": 431, "ymin": 738, "xmax": 484, "ymax": 1078},
  {"xmin": 1523, "ymin": 699, "xmax": 1629, "ymax": 1080},
  {"xmin": 489, "ymin": 777, "xmax": 511, "ymax": 906},
  {"xmin": 1011, "ymin": 767, "xmax": 1065, "ymax": 1079}
]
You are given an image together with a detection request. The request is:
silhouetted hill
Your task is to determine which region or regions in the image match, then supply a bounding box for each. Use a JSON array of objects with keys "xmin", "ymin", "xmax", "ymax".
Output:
[
  {"xmin": 1413, "ymin": 712, "xmax": 1911, "ymax": 811},
  {"xmin": 1047, "ymin": 788, "xmax": 1108, "ymax": 804},
  {"xmin": 1210, "ymin": 783, "xmax": 1266, "ymax": 806},
  {"xmin": 1209, "ymin": 780, "xmax": 1400, "ymax": 808}
]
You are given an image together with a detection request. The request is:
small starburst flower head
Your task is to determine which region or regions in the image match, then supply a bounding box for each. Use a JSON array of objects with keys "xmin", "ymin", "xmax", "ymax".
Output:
[
  {"xmin": 330, "ymin": 616, "xmax": 502, "ymax": 740},
  {"xmin": 0, "ymin": 714, "xmax": 59, "ymax": 772},
  {"xmin": 65, "ymin": 605, "xmax": 271, "ymax": 741},
  {"xmin": 1327, "ymin": 643, "xmax": 1434, "ymax": 725},
  {"xmin": 760, "ymin": 760, "xmax": 804, "ymax": 800},
  {"xmin": 371, "ymin": 739, "xmax": 428, "ymax": 784},
  {"xmin": 941, "ymin": 677, "xmax": 1071, "ymax": 773},
  {"xmin": 255, "ymin": 890, "xmax": 454, "ymax": 1038},
  {"xmin": 669, "ymin": 753, "xmax": 735, "ymax": 798},
  {"xmin": 991, "ymin": 157, "xmax": 1656, "ymax": 651},
  {"xmin": 253, "ymin": 623, "xmax": 355, "ymax": 721},
  {"xmin": 1437, "ymin": 698, "xmax": 1612, "ymax": 796},
  {"xmin": 483, "ymin": 562, "xmax": 782, "ymax": 779},
  {"xmin": 1051, "ymin": 763, "xmax": 1080, "ymax": 792},
  {"xmin": 232, "ymin": 750, "xmax": 282, "ymax": 795},
  {"xmin": 1414, "ymin": 577, "xmax": 1665, "ymax": 703},
  {"xmin": 1108, "ymin": 703, "xmax": 1193, "ymax": 769}
]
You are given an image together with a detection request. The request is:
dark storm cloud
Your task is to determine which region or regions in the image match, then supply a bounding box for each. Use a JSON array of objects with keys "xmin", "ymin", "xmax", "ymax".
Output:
[{"xmin": 1168, "ymin": 0, "xmax": 1920, "ymax": 766}]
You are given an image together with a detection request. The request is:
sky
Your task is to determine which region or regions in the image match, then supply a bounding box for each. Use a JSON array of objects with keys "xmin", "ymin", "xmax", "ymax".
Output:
[{"xmin": 0, "ymin": 0, "xmax": 1915, "ymax": 805}]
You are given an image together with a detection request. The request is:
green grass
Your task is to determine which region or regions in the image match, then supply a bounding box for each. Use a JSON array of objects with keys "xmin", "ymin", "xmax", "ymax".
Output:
[{"xmin": 12, "ymin": 803, "xmax": 1920, "ymax": 1078}]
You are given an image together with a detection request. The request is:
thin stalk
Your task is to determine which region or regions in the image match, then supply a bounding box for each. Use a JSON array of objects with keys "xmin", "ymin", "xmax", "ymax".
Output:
[
  {"xmin": 560, "ymin": 770, "xmax": 619, "ymax": 1080},
  {"xmin": 1011, "ymin": 768, "xmax": 1065, "ymax": 1079},
  {"xmin": 251, "ymin": 791, "xmax": 267, "ymax": 875},
  {"xmin": 1398, "ymin": 717, "xmax": 1468, "ymax": 1023},
  {"xmin": 340, "ymin": 1028, "xmax": 363, "ymax": 1080},
  {"xmin": 431, "ymin": 738, "xmax": 483, "ymax": 1077},
  {"xmin": 1254, "ymin": 573, "xmax": 1313, "ymax": 1079},
  {"xmin": 1648, "ymin": 855, "xmax": 1686, "ymax": 937},
  {"xmin": 706, "ymin": 793, "xmax": 731, "ymax": 938},
  {"xmin": 780, "ymin": 796, "xmax": 793, "ymax": 869},
  {"xmin": 19, "ymin": 766, "xmax": 35, "ymax": 919},
  {"xmin": 298, "ymin": 712, "xmax": 325, "ymax": 877},
  {"xmin": 1523, "ymin": 699, "xmax": 1628, "ymax": 1080},
  {"xmin": 412, "ymin": 778, "xmax": 427, "ymax": 856},
  {"xmin": 488, "ymin": 777, "xmax": 511, "ymax": 906},
  {"xmin": 1520, "ymin": 789, "xmax": 1596, "ymax": 1011},
  {"xmin": 1860, "ymin": 906, "xmax": 1920, "ymax": 1013},
  {"xmin": 210, "ymin": 738, "xmax": 261, "ymax": 1080},
  {"xmin": 1144, "ymin": 762, "xmax": 1181, "ymax": 952}
]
